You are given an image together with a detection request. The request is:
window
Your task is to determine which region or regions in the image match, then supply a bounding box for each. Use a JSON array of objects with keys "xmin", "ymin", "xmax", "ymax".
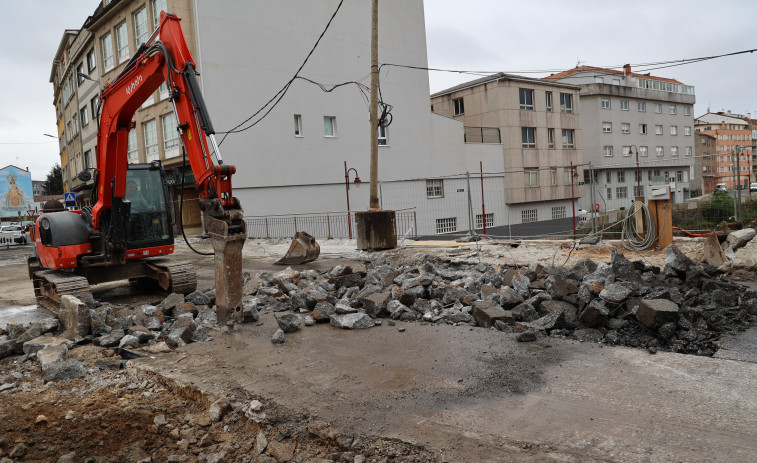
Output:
[
  {"xmin": 453, "ymin": 98, "xmax": 464, "ymax": 115},
  {"xmin": 612, "ymin": 78, "xmax": 621, "ymax": 86},
  {"xmin": 66, "ymin": 121, "xmax": 72, "ymax": 142},
  {"xmin": 655, "ymin": 124, "xmax": 663, "ymax": 135},
  {"xmin": 670, "ymin": 126, "xmax": 678, "ymax": 136},
  {"xmin": 605, "ymin": 171, "xmax": 612, "ymax": 184},
  {"xmin": 601, "ymin": 98, "xmax": 611, "ymax": 109},
  {"xmin": 562, "ymin": 129, "xmax": 575, "ymax": 148},
  {"xmin": 152, "ymin": 0, "xmax": 167, "ymax": 29},
  {"xmin": 436, "ymin": 217, "xmax": 457, "ymax": 234},
  {"xmin": 654, "ymin": 103, "xmax": 662, "ymax": 113},
  {"xmin": 116, "ymin": 21, "xmax": 129, "ymax": 63},
  {"xmin": 127, "ymin": 130, "xmax": 138, "ymax": 162},
  {"xmin": 621, "ymin": 123, "xmax": 630, "ymax": 134},
  {"xmin": 294, "ymin": 114, "xmax": 302, "ymax": 136},
  {"xmin": 159, "ymin": 82, "xmax": 169, "ymax": 100},
  {"xmin": 76, "ymin": 63, "xmax": 84, "ymax": 85},
  {"xmin": 426, "ymin": 179, "xmax": 443, "ymax": 198},
  {"xmin": 595, "ymin": 77, "xmax": 604, "ymax": 83},
  {"xmin": 634, "ymin": 185, "xmax": 643, "ymax": 197},
  {"xmin": 617, "ymin": 171, "xmax": 626, "ymax": 183},
  {"xmin": 162, "ymin": 113, "xmax": 179, "ymax": 158},
  {"xmin": 475, "ymin": 213, "xmax": 494, "ymax": 229},
  {"xmin": 551, "ymin": 206, "xmax": 566, "ymax": 220},
  {"xmin": 639, "ymin": 123, "xmax": 648, "ymax": 134},
  {"xmin": 524, "ymin": 169, "xmax": 538, "ymax": 187},
  {"xmin": 656, "ymin": 146, "xmax": 664, "ymax": 157},
  {"xmin": 685, "ymin": 146, "xmax": 693, "ymax": 156},
  {"xmin": 684, "ymin": 106, "xmax": 691, "ymax": 116},
  {"xmin": 323, "ymin": 116, "xmax": 336, "ymax": 137},
  {"xmin": 378, "ymin": 124, "xmax": 388, "ymax": 146},
  {"xmin": 684, "ymin": 126, "xmax": 691, "ymax": 136},
  {"xmin": 616, "ymin": 187, "xmax": 628, "ymax": 199},
  {"xmin": 620, "ymin": 100, "xmax": 629, "ymax": 111},
  {"xmin": 604, "ymin": 145, "xmax": 614, "ymax": 157},
  {"xmin": 638, "ymin": 101, "xmax": 646, "ymax": 112},
  {"xmin": 639, "ymin": 146, "xmax": 648, "ymax": 157},
  {"xmin": 90, "ymin": 96, "xmax": 99, "ymax": 120},
  {"xmin": 143, "ymin": 119, "xmax": 158, "ymax": 162},
  {"xmin": 72, "ymin": 114, "xmax": 79, "ymax": 134},
  {"xmin": 545, "ymin": 92, "xmax": 553, "ymax": 112},
  {"xmin": 522, "ymin": 209, "xmax": 538, "ymax": 223},
  {"xmin": 606, "ymin": 187, "xmax": 612, "ymax": 200},
  {"xmin": 521, "ymin": 127, "xmax": 536, "ymax": 148},
  {"xmin": 134, "ymin": 7, "xmax": 148, "ymax": 45},
  {"xmin": 671, "ymin": 146, "xmax": 679, "ymax": 156},
  {"xmin": 86, "ymin": 48, "xmax": 96, "ymax": 73},
  {"xmin": 560, "ymin": 93, "xmax": 573, "ymax": 113},
  {"xmin": 676, "ymin": 171, "xmax": 683, "ymax": 182},
  {"xmin": 622, "ymin": 146, "xmax": 631, "ymax": 156},
  {"xmin": 548, "ymin": 128, "xmax": 555, "ymax": 148},
  {"xmin": 564, "ymin": 169, "xmax": 573, "ymax": 185},
  {"xmin": 669, "ymin": 105, "xmax": 677, "ymax": 115},
  {"xmin": 634, "ymin": 170, "xmax": 641, "ymax": 183},
  {"xmin": 101, "ymin": 33, "xmax": 114, "ymax": 71},
  {"xmin": 602, "ymin": 122, "xmax": 612, "ymax": 133},
  {"xmin": 84, "ymin": 150, "xmax": 93, "ymax": 169},
  {"xmin": 80, "ymin": 106, "xmax": 88, "ymax": 127},
  {"xmin": 519, "ymin": 89, "xmax": 534, "ymax": 110},
  {"xmin": 550, "ymin": 168, "xmax": 557, "ymax": 185}
]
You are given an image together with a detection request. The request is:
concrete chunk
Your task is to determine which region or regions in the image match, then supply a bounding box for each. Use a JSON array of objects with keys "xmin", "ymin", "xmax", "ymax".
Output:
[
  {"xmin": 329, "ymin": 313, "xmax": 375, "ymax": 329},
  {"xmin": 60, "ymin": 295, "xmax": 91, "ymax": 338},
  {"xmin": 22, "ymin": 336, "xmax": 71, "ymax": 356},
  {"xmin": 471, "ymin": 300, "xmax": 510, "ymax": 328},
  {"xmin": 636, "ymin": 299, "xmax": 680, "ymax": 328},
  {"xmin": 580, "ymin": 299, "xmax": 609, "ymax": 328}
]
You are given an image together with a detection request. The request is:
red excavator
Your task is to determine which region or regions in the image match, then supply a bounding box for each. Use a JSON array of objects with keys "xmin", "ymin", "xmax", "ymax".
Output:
[{"xmin": 29, "ymin": 12, "xmax": 246, "ymax": 324}]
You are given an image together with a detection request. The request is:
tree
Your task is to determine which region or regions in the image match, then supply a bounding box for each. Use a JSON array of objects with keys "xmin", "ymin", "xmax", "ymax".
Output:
[{"xmin": 43, "ymin": 164, "xmax": 63, "ymax": 195}]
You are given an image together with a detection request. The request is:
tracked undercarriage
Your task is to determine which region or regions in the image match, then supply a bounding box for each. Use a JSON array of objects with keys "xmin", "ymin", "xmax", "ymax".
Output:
[{"xmin": 29, "ymin": 256, "xmax": 196, "ymax": 310}]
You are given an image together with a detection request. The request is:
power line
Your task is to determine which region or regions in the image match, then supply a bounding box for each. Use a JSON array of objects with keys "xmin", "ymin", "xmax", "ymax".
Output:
[{"xmin": 217, "ymin": 0, "xmax": 345, "ymax": 145}]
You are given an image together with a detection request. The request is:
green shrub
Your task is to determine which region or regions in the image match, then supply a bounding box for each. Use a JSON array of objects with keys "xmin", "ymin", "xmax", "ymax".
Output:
[{"xmin": 701, "ymin": 191, "xmax": 735, "ymax": 222}]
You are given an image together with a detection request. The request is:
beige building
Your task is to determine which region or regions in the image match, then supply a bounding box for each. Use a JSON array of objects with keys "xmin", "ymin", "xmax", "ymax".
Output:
[
  {"xmin": 51, "ymin": 0, "xmax": 201, "ymax": 226},
  {"xmin": 431, "ymin": 73, "xmax": 584, "ymax": 209}
]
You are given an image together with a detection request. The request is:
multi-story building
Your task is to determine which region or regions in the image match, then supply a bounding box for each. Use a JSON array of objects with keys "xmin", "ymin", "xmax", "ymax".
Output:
[
  {"xmin": 546, "ymin": 65, "xmax": 696, "ymax": 210},
  {"xmin": 50, "ymin": 29, "xmax": 78, "ymax": 195},
  {"xmin": 430, "ymin": 73, "xmax": 584, "ymax": 225},
  {"xmin": 695, "ymin": 132, "xmax": 717, "ymax": 194},
  {"xmin": 694, "ymin": 111, "xmax": 753, "ymax": 190}
]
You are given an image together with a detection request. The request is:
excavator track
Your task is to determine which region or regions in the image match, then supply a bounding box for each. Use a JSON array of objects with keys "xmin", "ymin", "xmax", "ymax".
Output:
[
  {"xmin": 32, "ymin": 270, "xmax": 92, "ymax": 312},
  {"xmin": 145, "ymin": 258, "xmax": 197, "ymax": 295}
]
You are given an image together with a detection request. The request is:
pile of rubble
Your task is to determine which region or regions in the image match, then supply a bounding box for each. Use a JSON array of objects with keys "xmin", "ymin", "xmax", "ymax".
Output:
[
  {"xmin": 2, "ymin": 244, "xmax": 757, "ymax": 381},
  {"xmin": 255, "ymin": 244, "xmax": 756, "ymax": 356}
]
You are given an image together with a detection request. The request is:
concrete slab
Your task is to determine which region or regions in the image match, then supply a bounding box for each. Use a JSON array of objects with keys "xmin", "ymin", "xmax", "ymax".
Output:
[{"xmin": 134, "ymin": 311, "xmax": 757, "ymax": 463}]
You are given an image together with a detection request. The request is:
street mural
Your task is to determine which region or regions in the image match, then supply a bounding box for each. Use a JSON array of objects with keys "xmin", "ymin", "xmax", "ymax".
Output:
[{"xmin": 0, "ymin": 165, "xmax": 34, "ymax": 218}]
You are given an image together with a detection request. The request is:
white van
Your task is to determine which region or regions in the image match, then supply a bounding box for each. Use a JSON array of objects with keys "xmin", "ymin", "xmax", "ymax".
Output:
[{"xmin": 716, "ymin": 183, "xmax": 728, "ymax": 192}]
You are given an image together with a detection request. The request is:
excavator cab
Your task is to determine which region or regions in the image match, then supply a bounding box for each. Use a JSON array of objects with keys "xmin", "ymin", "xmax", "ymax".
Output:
[{"xmin": 124, "ymin": 163, "xmax": 173, "ymax": 250}]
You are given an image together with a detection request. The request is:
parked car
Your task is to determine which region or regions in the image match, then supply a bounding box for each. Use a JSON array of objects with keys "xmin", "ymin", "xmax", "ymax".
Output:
[
  {"xmin": 0, "ymin": 225, "xmax": 27, "ymax": 244},
  {"xmin": 716, "ymin": 183, "xmax": 728, "ymax": 192},
  {"xmin": 750, "ymin": 183, "xmax": 757, "ymax": 192}
]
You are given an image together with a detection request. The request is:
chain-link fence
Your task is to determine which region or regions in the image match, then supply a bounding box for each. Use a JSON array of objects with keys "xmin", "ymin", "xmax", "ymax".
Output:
[
  {"xmin": 244, "ymin": 210, "xmax": 417, "ymax": 240},
  {"xmin": 673, "ymin": 192, "xmax": 757, "ymax": 232}
]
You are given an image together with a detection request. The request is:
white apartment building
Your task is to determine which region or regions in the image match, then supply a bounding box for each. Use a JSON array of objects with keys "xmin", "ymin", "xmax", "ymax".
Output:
[{"xmin": 547, "ymin": 65, "xmax": 696, "ymax": 211}]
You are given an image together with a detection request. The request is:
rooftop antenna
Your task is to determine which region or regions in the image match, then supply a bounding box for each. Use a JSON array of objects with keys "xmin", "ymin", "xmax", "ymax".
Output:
[{"xmin": 576, "ymin": 58, "xmax": 584, "ymax": 67}]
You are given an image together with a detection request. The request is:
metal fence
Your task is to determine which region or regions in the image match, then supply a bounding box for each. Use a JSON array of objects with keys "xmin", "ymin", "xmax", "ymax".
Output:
[
  {"xmin": 244, "ymin": 210, "xmax": 417, "ymax": 240},
  {"xmin": 673, "ymin": 193, "xmax": 757, "ymax": 232}
]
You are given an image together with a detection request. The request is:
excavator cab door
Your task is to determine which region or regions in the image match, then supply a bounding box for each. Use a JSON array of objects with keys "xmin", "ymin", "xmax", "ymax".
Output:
[{"xmin": 124, "ymin": 163, "xmax": 174, "ymax": 251}]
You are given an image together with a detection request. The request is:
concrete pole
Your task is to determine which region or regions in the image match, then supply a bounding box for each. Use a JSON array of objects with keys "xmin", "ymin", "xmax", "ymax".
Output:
[
  {"xmin": 368, "ymin": 0, "xmax": 379, "ymax": 210},
  {"xmin": 589, "ymin": 162, "xmax": 596, "ymax": 234},
  {"xmin": 737, "ymin": 146, "xmax": 742, "ymax": 220}
]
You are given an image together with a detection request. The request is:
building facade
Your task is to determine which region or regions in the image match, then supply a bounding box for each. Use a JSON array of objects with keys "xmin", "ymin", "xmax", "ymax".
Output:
[
  {"xmin": 547, "ymin": 65, "xmax": 696, "ymax": 211},
  {"xmin": 695, "ymin": 132, "xmax": 717, "ymax": 194},
  {"xmin": 695, "ymin": 111, "xmax": 754, "ymax": 189},
  {"xmin": 53, "ymin": 1, "xmax": 508, "ymax": 237},
  {"xmin": 430, "ymin": 73, "xmax": 584, "ymax": 226}
]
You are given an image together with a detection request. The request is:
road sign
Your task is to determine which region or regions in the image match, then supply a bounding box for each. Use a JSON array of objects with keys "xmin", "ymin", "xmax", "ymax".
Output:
[{"xmin": 64, "ymin": 192, "xmax": 76, "ymax": 206}]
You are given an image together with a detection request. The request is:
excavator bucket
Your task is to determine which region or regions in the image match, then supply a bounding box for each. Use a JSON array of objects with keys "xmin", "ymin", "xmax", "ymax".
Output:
[{"xmin": 275, "ymin": 231, "xmax": 320, "ymax": 265}]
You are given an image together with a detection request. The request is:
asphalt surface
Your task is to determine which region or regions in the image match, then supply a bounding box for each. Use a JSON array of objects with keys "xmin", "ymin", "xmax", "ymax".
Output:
[{"xmin": 137, "ymin": 318, "xmax": 757, "ymax": 463}]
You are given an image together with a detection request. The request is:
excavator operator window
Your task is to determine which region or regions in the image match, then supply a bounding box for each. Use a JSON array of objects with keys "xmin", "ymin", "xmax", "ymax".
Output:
[{"xmin": 125, "ymin": 167, "xmax": 171, "ymax": 248}]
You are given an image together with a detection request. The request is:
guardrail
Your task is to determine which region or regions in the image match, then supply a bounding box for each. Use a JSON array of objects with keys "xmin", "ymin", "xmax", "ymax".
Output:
[{"xmin": 244, "ymin": 210, "xmax": 417, "ymax": 240}]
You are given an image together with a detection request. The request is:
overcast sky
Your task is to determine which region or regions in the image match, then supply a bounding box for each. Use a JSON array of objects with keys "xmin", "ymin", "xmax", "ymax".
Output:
[{"xmin": 1, "ymin": 0, "xmax": 755, "ymax": 181}]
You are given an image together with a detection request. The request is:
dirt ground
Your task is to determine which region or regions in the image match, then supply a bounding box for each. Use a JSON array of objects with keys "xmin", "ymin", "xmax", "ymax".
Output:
[{"xmin": 2, "ymin": 237, "xmax": 757, "ymax": 462}]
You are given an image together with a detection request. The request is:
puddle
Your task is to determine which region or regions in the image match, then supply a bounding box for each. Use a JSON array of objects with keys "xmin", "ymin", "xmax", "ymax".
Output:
[{"xmin": 0, "ymin": 305, "xmax": 56, "ymax": 330}]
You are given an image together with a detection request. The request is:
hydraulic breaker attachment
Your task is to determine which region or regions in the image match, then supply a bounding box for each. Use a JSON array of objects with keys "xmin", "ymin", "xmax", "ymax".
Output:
[{"xmin": 205, "ymin": 212, "xmax": 246, "ymax": 326}]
